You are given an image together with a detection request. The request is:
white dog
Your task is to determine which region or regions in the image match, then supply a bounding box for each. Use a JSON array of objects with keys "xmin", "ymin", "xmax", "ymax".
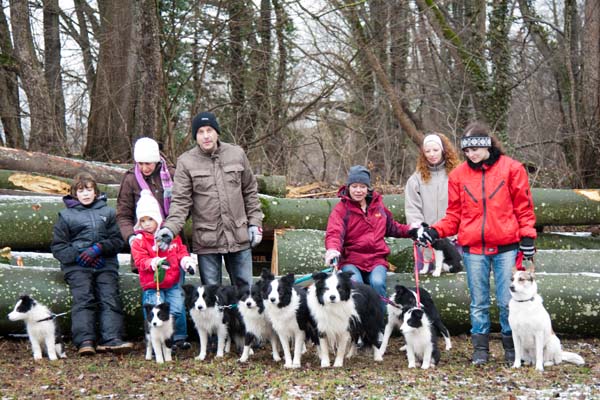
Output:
[
  {"xmin": 8, "ymin": 294, "xmax": 67, "ymax": 361},
  {"xmin": 508, "ymin": 268, "xmax": 585, "ymax": 371}
]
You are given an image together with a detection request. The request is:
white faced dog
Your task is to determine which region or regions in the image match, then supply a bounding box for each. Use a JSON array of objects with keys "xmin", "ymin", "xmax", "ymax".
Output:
[
  {"xmin": 8, "ymin": 294, "xmax": 67, "ymax": 361},
  {"xmin": 508, "ymin": 267, "xmax": 585, "ymax": 371},
  {"xmin": 143, "ymin": 302, "xmax": 174, "ymax": 363}
]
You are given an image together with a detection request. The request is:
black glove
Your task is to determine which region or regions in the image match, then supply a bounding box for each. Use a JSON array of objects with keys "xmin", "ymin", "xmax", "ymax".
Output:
[
  {"xmin": 519, "ymin": 237, "xmax": 536, "ymax": 260},
  {"xmin": 155, "ymin": 227, "xmax": 174, "ymax": 251},
  {"xmin": 417, "ymin": 227, "xmax": 439, "ymax": 246},
  {"xmin": 186, "ymin": 265, "xmax": 195, "ymax": 275},
  {"xmin": 408, "ymin": 228, "xmax": 419, "ymax": 240}
]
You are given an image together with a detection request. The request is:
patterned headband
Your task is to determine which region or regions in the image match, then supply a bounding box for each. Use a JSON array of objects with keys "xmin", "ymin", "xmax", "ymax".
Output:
[{"xmin": 460, "ymin": 136, "xmax": 492, "ymax": 150}]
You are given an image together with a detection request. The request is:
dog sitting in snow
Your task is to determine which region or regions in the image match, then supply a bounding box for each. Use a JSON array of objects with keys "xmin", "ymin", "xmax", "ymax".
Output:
[
  {"xmin": 508, "ymin": 267, "xmax": 585, "ymax": 371},
  {"xmin": 8, "ymin": 294, "xmax": 67, "ymax": 361},
  {"xmin": 144, "ymin": 302, "xmax": 174, "ymax": 363}
]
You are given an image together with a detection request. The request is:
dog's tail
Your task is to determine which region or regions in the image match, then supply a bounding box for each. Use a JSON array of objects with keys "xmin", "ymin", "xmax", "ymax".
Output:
[
  {"xmin": 561, "ymin": 351, "xmax": 585, "ymax": 366},
  {"xmin": 433, "ymin": 320, "xmax": 452, "ymax": 350}
]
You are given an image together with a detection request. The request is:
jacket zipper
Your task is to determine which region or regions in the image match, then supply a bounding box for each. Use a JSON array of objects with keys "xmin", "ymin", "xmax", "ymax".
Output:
[{"xmin": 489, "ymin": 181, "xmax": 505, "ymax": 199}]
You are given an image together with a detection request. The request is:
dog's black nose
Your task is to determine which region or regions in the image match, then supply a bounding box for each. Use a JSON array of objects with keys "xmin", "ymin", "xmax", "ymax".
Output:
[
  {"xmin": 269, "ymin": 297, "xmax": 276, "ymax": 303},
  {"xmin": 329, "ymin": 295, "xmax": 336, "ymax": 301},
  {"xmin": 246, "ymin": 301, "xmax": 252, "ymax": 308}
]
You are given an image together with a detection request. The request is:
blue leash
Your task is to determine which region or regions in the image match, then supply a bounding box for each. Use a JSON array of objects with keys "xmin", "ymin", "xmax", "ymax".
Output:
[{"xmin": 294, "ymin": 266, "xmax": 334, "ymax": 285}]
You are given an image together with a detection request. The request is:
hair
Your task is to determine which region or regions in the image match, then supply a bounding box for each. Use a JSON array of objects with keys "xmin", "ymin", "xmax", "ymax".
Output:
[
  {"xmin": 462, "ymin": 121, "xmax": 505, "ymax": 154},
  {"xmin": 70, "ymin": 172, "xmax": 99, "ymax": 198},
  {"xmin": 416, "ymin": 132, "xmax": 461, "ymax": 183}
]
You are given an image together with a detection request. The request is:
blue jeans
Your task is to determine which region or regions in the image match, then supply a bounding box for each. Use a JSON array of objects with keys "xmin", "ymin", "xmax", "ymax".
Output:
[
  {"xmin": 463, "ymin": 250, "xmax": 517, "ymax": 336},
  {"xmin": 142, "ymin": 283, "xmax": 187, "ymax": 342},
  {"xmin": 198, "ymin": 248, "xmax": 252, "ymax": 286},
  {"xmin": 341, "ymin": 264, "xmax": 387, "ymax": 315}
]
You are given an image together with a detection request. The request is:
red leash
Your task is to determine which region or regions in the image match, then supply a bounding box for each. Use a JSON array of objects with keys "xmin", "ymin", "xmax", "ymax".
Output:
[{"xmin": 412, "ymin": 242, "xmax": 423, "ymax": 309}]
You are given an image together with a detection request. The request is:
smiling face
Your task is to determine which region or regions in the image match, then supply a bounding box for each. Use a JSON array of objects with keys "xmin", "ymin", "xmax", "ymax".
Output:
[
  {"xmin": 196, "ymin": 126, "xmax": 219, "ymax": 153},
  {"xmin": 423, "ymin": 142, "xmax": 443, "ymax": 165},
  {"xmin": 348, "ymin": 183, "xmax": 368, "ymax": 205},
  {"xmin": 463, "ymin": 147, "xmax": 490, "ymax": 164}
]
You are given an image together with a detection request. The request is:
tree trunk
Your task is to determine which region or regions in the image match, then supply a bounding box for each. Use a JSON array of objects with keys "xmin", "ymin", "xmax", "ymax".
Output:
[
  {"xmin": 0, "ymin": 7, "xmax": 24, "ymax": 148},
  {"xmin": 0, "ymin": 264, "xmax": 597, "ymax": 337},
  {"xmin": 8, "ymin": 0, "xmax": 65, "ymax": 154},
  {"xmin": 0, "ymin": 146, "xmax": 127, "ymax": 184},
  {"xmin": 0, "ymin": 170, "xmax": 119, "ymax": 197}
]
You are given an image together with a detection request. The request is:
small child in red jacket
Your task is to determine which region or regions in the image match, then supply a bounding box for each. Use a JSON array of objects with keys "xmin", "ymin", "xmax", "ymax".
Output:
[{"xmin": 131, "ymin": 190, "xmax": 197, "ymax": 350}]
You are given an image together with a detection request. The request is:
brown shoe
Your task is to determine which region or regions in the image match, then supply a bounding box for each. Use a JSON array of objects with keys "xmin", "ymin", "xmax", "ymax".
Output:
[
  {"xmin": 78, "ymin": 340, "xmax": 96, "ymax": 356},
  {"xmin": 96, "ymin": 339, "xmax": 134, "ymax": 354}
]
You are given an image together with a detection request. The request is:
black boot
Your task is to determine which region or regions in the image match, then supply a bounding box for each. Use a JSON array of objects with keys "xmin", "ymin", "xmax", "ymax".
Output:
[
  {"xmin": 471, "ymin": 334, "xmax": 489, "ymax": 365},
  {"xmin": 502, "ymin": 334, "xmax": 515, "ymax": 365}
]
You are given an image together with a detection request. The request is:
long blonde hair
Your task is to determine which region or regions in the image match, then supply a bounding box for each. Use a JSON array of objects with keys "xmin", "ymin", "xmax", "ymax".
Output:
[{"xmin": 416, "ymin": 132, "xmax": 460, "ymax": 183}]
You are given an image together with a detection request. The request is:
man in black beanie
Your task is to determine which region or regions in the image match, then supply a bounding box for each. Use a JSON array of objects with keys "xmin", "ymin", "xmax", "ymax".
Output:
[{"xmin": 155, "ymin": 111, "xmax": 263, "ymax": 287}]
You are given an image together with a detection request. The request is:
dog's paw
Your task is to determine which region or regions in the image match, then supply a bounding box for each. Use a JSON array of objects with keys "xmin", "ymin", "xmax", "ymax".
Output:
[
  {"xmin": 333, "ymin": 360, "xmax": 344, "ymax": 368},
  {"xmin": 196, "ymin": 354, "xmax": 206, "ymax": 361},
  {"xmin": 320, "ymin": 360, "xmax": 330, "ymax": 368},
  {"xmin": 421, "ymin": 363, "xmax": 430, "ymax": 369},
  {"xmin": 239, "ymin": 355, "xmax": 248, "ymax": 363},
  {"xmin": 408, "ymin": 363, "xmax": 416, "ymax": 368},
  {"xmin": 432, "ymin": 270, "xmax": 441, "ymax": 277},
  {"xmin": 273, "ymin": 354, "xmax": 281, "ymax": 362},
  {"xmin": 374, "ymin": 353, "xmax": 383, "ymax": 362}
]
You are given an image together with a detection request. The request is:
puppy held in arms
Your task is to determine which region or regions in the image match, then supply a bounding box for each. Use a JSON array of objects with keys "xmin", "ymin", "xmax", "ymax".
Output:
[
  {"xmin": 508, "ymin": 267, "xmax": 585, "ymax": 371},
  {"xmin": 8, "ymin": 294, "xmax": 67, "ymax": 361}
]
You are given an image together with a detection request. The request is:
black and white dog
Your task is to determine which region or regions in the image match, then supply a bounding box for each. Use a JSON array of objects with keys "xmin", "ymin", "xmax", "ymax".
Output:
[
  {"xmin": 262, "ymin": 271, "xmax": 318, "ymax": 369},
  {"xmin": 183, "ymin": 284, "xmax": 245, "ymax": 361},
  {"xmin": 237, "ymin": 278, "xmax": 281, "ymax": 363},
  {"xmin": 509, "ymin": 267, "xmax": 585, "ymax": 371},
  {"xmin": 307, "ymin": 271, "xmax": 384, "ymax": 368},
  {"xmin": 143, "ymin": 302, "xmax": 174, "ymax": 363},
  {"xmin": 379, "ymin": 285, "xmax": 451, "ymax": 356},
  {"xmin": 8, "ymin": 294, "xmax": 67, "ymax": 361},
  {"xmin": 416, "ymin": 223, "xmax": 463, "ymax": 276},
  {"xmin": 401, "ymin": 307, "xmax": 440, "ymax": 369}
]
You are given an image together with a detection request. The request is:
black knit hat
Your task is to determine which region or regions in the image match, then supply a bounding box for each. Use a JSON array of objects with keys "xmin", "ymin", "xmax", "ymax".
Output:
[
  {"xmin": 191, "ymin": 112, "xmax": 220, "ymax": 139},
  {"xmin": 346, "ymin": 165, "xmax": 371, "ymax": 187}
]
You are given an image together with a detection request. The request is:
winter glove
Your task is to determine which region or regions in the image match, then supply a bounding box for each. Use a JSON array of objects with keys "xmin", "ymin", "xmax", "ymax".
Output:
[
  {"xmin": 324, "ymin": 249, "xmax": 341, "ymax": 266},
  {"xmin": 150, "ymin": 257, "xmax": 170, "ymax": 271},
  {"xmin": 248, "ymin": 225, "xmax": 263, "ymax": 248},
  {"xmin": 519, "ymin": 237, "xmax": 536, "ymax": 260},
  {"xmin": 155, "ymin": 227, "xmax": 174, "ymax": 251},
  {"xmin": 76, "ymin": 244, "xmax": 102, "ymax": 268},
  {"xmin": 180, "ymin": 256, "xmax": 197, "ymax": 275},
  {"xmin": 128, "ymin": 235, "xmax": 137, "ymax": 247},
  {"xmin": 416, "ymin": 226, "xmax": 439, "ymax": 246},
  {"xmin": 91, "ymin": 257, "xmax": 106, "ymax": 269}
]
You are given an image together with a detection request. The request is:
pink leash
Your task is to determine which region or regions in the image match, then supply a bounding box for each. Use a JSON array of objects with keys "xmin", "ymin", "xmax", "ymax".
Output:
[{"xmin": 412, "ymin": 242, "xmax": 428, "ymax": 309}]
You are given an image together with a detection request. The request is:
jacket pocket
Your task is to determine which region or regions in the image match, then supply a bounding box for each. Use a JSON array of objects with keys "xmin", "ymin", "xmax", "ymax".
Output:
[
  {"xmin": 194, "ymin": 222, "xmax": 219, "ymax": 248},
  {"xmin": 223, "ymin": 164, "xmax": 244, "ymax": 185},
  {"xmin": 232, "ymin": 218, "xmax": 249, "ymax": 244},
  {"xmin": 190, "ymin": 169, "xmax": 214, "ymax": 192}
]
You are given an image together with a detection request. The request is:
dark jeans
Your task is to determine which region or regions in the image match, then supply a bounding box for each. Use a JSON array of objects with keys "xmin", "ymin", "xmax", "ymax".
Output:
[
  {"xmin": 64, "ymin": 266, "xmax": 126, "ymax": 347},
  {"xmin": 198, "ymin": 248, "xmax": 253, "ymax": 286}
]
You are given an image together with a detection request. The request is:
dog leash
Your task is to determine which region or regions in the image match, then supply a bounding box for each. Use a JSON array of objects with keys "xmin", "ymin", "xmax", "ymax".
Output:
[
  {"xmin": 379, "ymin": 294, "xmax": 401, "ymax": 309},
  {"xmin": 37, "ymin": 311, "xmax": 70, "ymax": 323},
  {"xmin": 294, "ymin": 266, "xmax": 334, "ymax": 285},
  {"xmin": 412, "ymin": 242, "xmax": 423, "ymax": 309}
]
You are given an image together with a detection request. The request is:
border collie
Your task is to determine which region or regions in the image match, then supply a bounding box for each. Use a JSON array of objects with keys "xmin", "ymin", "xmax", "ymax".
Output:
[
  {"xmin": 379, "ymin": 285, "xmax": 451, "ymax": 356},
  {"xmin": 401, "ymin": 307, "xmax": 440, "ymax": 369},
  {"xmin": 307, "ymin": 271, "xmax": 384, "ymax": 368},
  {"xmin": 237, "ymin": 278, "xmax": 281, "ymax": 363},
  {"xmin": 183, "ymin": 284, "xmax": 245, "ymax": 360},
  {"xmin": 262, "ymin": 271, "xmax": 318, "ymax": 368},
  {"xmin": 509, "ymin": 267, "xmax": 585, "ymax": 371},
  {"xmin": 143, "ymin": 302, "xmax": 174, "ymax": 363},
  {"xmin": 8, "ymin": 294, "xmax": 66, "ymax": 361},
  {"xmin": 416, "ymin": 223, "xmax": 462, "ymax": 276}
]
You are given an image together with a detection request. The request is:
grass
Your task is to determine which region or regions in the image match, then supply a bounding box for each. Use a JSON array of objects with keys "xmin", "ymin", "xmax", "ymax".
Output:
[{"xmin": 0, "ymin": 333, "xmax": 598, "ymax": 399}]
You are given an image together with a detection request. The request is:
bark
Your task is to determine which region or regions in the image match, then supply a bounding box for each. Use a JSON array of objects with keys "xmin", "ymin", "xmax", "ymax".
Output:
[
  {"xmin": 0, "ymin": 264, "xmax": 598, "ymax": 336},
  {"xmin": 0, "ymin": 6, "xmax": 24, "ymax": 148},
  {"xmin": 8, "ymin": 0, "xmax": 65, "ymax": 153},
  {"xmin": 43, "ymin": 0, "xmax": 67, "ymax": 141},
  {"xmin": 2, "ymin": 190, "xmax": 600, "ymax": 251},
  {"xmin": 0, "ymin": 146, "xmax": 127, "ymax": 184}
]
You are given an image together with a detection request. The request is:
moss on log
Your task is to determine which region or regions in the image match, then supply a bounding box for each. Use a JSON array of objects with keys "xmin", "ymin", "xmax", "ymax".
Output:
[{"xmin": 1, "ymin": 264, "xmax": 598, "ymax": 337}]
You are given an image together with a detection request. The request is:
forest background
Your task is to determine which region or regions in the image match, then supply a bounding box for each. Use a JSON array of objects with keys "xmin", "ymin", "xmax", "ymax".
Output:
[{"xmin": 0, "ymin": 0, "xmax": 599, "ymax": 189}]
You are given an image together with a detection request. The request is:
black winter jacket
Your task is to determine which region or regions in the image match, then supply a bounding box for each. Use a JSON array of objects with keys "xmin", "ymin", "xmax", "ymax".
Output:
[{"xmin": 51, "ymin": 194, "xmax": 124, "ymax": 270}]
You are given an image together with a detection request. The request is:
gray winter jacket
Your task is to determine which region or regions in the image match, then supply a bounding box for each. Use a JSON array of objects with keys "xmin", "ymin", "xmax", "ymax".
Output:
[
  {"xmin": 404, "ymin": 163, "xmax": 449, "ymax": 226},
  {"xmin": 51, "ymin": 194, "xmax": 124, "ymax": 271},
  {"xmin": 164, "ymin": 142, "xmax": 263, "ymax": 255}
]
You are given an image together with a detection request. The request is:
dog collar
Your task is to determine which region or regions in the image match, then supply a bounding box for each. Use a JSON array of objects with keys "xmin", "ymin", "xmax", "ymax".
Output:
[{"xmin": 515, "ymin": 297, "xmax": 535, "ymax": 303}]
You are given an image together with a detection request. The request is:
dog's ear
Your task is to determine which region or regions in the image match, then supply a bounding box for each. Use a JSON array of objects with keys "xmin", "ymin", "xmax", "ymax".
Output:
[
  {"xmin": 281, "ymin": 273, "xmax": 295, "ymax": 286},
  {"xmin": 159, "ymin": 302, "xmax": 170, "ymax": 313},
  {"xmin": 412, "ymin": 308, "xmax": 424, "ymax": 319},
  {"xmin": 395, "ymin": 285, "xmax": 408, "ymax": 294},
  {"xmin": 338, "ymin": 271, "xmax": 354, "ymax": 282},
  {"xmin": 143, "ymin": 303, "xmax": 154, "ymax": 315},
  {"xmin": 312, "ymin": 272, "xmax": 328, "ymax": 282},
  {"xmin": 261, "ymin": 268, "xmax": 274, "ymax": 281}
]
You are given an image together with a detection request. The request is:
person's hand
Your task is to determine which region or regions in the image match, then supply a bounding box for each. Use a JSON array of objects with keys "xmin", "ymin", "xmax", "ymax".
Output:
[
  {"xmin": 76, "ymin": 244, "xmax": 102, "ymax": 267},
  {"xmin": 519, "ymin": 237, "xmax": 536, "ymax": 260},
  {"xmin": 155, "ymin": 227, "xmax": 174, "ymax": 251},
  {"xmin": 181, "ymin": 256, "xmax": 197, "ymax": 275},
  {"xmin": 324, "ymin": 249, "xmax": 341, "ymax": 266},
  {"xmin": 248, "ymin": 225, "xmax": 263, "ymax": 248},
  {"xmin": 128, "ymin": 235, "xmax": 137, "ymax": 247},
  {"xmin": 417, "ymin": 226, "xmax": 439, "ymax": 246},
  {"xmin": 150, "ymin": 257, "xmax": 170, "ymax": 271},
  {"xmin": 91, "ymin": 257, "xmax": 106, "ymax": 269}
]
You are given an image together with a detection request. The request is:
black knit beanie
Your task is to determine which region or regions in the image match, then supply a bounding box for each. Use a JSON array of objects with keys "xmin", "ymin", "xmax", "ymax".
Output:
[{"xmin": 191, "ymin": 112, "xmax": 220, "ymax": 139}]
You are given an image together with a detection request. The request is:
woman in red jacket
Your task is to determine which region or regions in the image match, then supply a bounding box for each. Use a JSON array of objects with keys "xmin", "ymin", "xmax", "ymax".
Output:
[
  {"xmin": 416, "ymin": 121, "xmax": 537, "ymax": 366},
  {"xmin": 324, "ymin": 165, "xmax": 413, "ymax": 313}
]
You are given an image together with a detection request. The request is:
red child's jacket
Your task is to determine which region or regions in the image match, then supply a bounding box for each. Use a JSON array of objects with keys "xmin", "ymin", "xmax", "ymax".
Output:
[{"xmin": 131, "ymin": 231, "xmax": 190, "ymax": 290}]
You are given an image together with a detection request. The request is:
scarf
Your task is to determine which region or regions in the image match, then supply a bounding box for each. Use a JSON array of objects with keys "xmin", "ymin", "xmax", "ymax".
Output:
[{"xmin": 134, "ymin": 158, "xmax": 173, "ymax": 217}]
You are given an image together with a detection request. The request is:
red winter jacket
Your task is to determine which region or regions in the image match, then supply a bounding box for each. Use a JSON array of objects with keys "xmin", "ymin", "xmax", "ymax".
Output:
[
  {"xmin": 131, "ymin": 231, "xmax": 190, "ymax": 290},
  {"xmin": 432, "ymin": 155, "xmax": 536, "ymax": 255},
  {"xmin": 325, "ymin": 187, "xmax": 411, "ymax": 272}
]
